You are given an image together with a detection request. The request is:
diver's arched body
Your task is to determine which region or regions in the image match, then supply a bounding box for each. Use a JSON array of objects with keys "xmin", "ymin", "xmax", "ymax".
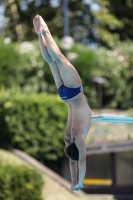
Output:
[{"xmin": 33, "ymin": 14, "xmax": 92, "ymax": 191}]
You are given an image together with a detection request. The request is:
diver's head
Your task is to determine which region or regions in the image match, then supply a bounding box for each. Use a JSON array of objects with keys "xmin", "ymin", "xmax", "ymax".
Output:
[{"xmin": 64, "ymin": 143, "xmax": 79, "ymax": 161}]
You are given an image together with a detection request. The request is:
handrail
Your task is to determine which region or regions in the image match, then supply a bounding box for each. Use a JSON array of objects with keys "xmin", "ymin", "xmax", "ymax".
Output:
[{"xmin": 91, "ymin": 116, "xmax": 133, "ymax": 124}]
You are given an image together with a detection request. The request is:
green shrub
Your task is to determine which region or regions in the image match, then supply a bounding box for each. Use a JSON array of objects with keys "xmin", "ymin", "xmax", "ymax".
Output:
[
  {"xmin": 0, "ymin": 38, "xmax": 133, "ymax": 109},
  {"xmin": 0, "ymin": 164, "xmax": 43, "ymax": 200},
  {"xmin": 71, "ymin": 42, "xmax": 133, "ymax": 109},
  {"xmin": 0, "ymin": 89, "xmax": 67, "ymax": 162},
  {"xmin": 0, "ymin": 39, "xmax": 56, "ymax": 94}
]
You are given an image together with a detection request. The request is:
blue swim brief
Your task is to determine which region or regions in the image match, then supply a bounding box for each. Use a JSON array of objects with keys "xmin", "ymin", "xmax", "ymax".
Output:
[{"xmin": 58, "ymin": 84, "xmax": 83, "ymax": 101}]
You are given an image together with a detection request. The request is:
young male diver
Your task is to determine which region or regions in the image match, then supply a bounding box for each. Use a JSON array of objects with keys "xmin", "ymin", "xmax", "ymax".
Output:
[{"xmin": 33, "ymin": 14, "xmax": 92, "ymax": 191}]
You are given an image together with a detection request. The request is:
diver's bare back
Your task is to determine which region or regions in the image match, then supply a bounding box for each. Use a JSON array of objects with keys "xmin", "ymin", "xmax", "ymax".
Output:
[{"xmin": 67, "ymin": 91, "xmax": 92, "ymax": 138}]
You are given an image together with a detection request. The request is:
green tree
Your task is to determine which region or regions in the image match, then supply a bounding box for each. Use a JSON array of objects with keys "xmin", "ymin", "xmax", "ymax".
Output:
[
  {"xmin": 4, "ymin": 0, "xmax": 63, "ymax": 41},
  {"xmin": 91, "ymin": 0, "xmax": 123, "ymax": 47},
  {"xmin": 2, "ymin": 0, "xmax": 123, "ymax": 47},
  {"xmin": 106, "ymin": 0, "xmax": 133, "ymax": 41}
]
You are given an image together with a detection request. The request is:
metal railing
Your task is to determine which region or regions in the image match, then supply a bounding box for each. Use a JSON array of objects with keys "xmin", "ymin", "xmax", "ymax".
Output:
[{"xmin": 86, "ymin": 110, "xmax": 133, "ymax": 144}]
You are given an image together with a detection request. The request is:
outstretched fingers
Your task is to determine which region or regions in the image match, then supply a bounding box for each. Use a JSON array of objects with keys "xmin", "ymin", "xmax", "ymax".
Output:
[
  {"xmin": 33, "ymin": 16, "xmax": 38, "ymax": 27},
  {"xmin": 33, "ymin": 14, "xmax": 43, "ymax": 35},
  {"xmin": 33, "ymin": 14, "xmax": 48, "ymax": 35}
]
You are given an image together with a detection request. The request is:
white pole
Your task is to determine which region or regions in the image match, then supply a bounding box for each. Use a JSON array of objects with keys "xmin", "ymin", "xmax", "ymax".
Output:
[{"xmin": 63, "ymin": 0, "xmax": 70, "ymax": 36}]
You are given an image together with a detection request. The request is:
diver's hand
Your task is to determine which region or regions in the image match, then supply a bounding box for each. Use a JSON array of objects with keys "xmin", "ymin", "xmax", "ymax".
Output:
[
  {"xmin": 71, "ymin": 183, "xmax": 77, "ymax": 191},
  {"xmin": 33, "ymin": 14, "xmax": 48, "ymax": 35},
  {"xmin": 72, "ymin": 184, "xmax": 84, "ymax": 191}
]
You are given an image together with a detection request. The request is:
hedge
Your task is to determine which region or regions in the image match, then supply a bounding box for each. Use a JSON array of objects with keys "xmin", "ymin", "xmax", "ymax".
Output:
[
  {"xmin": 0, "ymin": 39, "xmax": 58, "ymax": 94},
  {"xmin": 0, "ymin": 89, "xmax": 67, "ymax": 163},
  {"xmin": 1, "ymin": 38, "xmax": 133, "ymax": 109},
  {"xmin": 0, "ymin": 164, "xmax": 44, "ymax": 200}
]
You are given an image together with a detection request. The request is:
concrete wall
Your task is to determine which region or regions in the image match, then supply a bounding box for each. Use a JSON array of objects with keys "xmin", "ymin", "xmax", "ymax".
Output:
[
  {"xmin": 116, "ymin": 151, "xmax": 133, "ymax": 186},
  {"xmin": 61, "ymin": 151, "xmax": 133, "ymax": 189},
  {"xmin": 86, "ymin": 154, "xmax": 111, "ymax": 179},
  {"xmin": 62, "ymin": 157, "xmax": 71, "ymax": 182}
]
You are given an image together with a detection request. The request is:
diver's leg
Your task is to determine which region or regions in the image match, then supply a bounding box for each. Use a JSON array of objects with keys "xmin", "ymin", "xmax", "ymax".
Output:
[
  {"xmin": 64, "ymin": 102, "xmax": 78, "ymax": 189},
  {"xmin": 38, "ymin": 34, "xmax": 63, "ymax": 88},
  {"xmin": 36, "ymin": 15, "xmax": 82, "ymax": 88}
]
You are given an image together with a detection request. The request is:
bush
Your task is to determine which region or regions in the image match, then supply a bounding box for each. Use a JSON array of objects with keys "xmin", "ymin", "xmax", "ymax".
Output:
[
  {"xmin": 0, "ymin": 39, "xmax": 57, "ymax": 94},
  {"xmin": 0, "ymin": 38, "xmax": 133, "ymax": 109},
  {"xmin": 71, "ymin": 41, "xmax": 133, "ymax": 109},
  {"xmin": 0, "ymin": 89, "xmax": 67, "ymax": 162},
  {"xmin": 0, "ymin": 164, "xmax": 43, "ymax": 200}
]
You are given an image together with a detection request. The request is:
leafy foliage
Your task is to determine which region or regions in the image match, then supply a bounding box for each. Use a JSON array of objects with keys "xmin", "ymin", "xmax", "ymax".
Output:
[
  {"xmin": 0, "ymin": 90, "xmax": 67, "ymax": 161},
  {"xmin": 0, "ymin": 38, "xmax": 133, "ymax": 109},
  {"xmin": 106, "ymin": 0, "xmax": 133, "ymax": 41},
  {"xmin": 2, "ymin": 0, "xmax": 126, "ymax": 47},
  {"xmin": 0, "ymin": 164, "xmax": 43, "ymax": 200},
  {"xmin": 71, "ymin": 41, "xmax": 133, "ymax": 109},
  {"xmin": 0, "ymin": 38, "xmax": 57, "ymax": 93}
]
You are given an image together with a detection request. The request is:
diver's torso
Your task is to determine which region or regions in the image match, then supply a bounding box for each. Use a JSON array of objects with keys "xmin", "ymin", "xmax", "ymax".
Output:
[{"xmin": 66, "ymin": 92, "xmax": 92, "ymax": 138}]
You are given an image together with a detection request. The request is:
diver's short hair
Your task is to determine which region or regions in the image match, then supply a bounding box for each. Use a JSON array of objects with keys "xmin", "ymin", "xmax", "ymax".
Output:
[{"xmin": 64, "ymin": 143, "xmax": 79, "ymax": 161}]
